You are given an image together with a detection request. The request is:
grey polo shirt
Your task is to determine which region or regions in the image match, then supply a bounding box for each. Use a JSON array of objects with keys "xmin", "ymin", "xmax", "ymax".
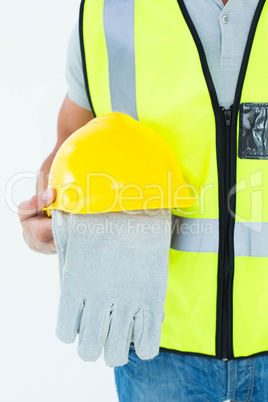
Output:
[{"xmin": 66, "ymin": 0, "xmax": 259, "ymax": 111}]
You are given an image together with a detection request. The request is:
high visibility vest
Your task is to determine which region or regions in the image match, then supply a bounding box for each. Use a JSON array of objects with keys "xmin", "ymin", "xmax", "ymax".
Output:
[{"xmin": 79, "ymin": 0, "xmax": 268, "ymax": 360}]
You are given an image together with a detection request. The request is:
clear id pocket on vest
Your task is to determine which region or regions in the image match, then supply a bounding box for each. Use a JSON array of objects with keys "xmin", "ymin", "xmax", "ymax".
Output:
[{"xmin": 238, "ymin": 103, "xmax": 268, "ymax": 159}]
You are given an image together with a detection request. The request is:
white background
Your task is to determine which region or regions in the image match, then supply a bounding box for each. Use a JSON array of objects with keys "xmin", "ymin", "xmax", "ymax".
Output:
[{"xmin": 1, "ymin": 1, "xmax": 117, "ymax": 401}]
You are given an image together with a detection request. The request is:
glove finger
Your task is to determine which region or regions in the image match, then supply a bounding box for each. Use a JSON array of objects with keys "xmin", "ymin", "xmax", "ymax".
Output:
[
  {"xmin": 56, "ymin": 296, "xmax": 85, "ymax": 343},
  {"xmin": 77, "ymin": 300, "xmax": 111, "ymax": 362},
  {"xmin": 133, "ymin": 308, "xmax": 163, "ymax": 360},
  {"xmin": 104, "ymin": 307, "xmax": 134, "ymax": 367}
]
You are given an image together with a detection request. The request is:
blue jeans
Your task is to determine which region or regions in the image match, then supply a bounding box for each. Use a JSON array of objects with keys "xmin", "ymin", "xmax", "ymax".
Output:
[{"xmin": 114, "ymin": 346, "xmax": 268, "ymax": 401}]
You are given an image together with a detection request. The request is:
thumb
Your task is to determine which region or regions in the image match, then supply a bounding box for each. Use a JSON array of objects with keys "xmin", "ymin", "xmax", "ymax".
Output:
[{"xmin": 18, "ymin": 188, "xmax": 56, "ymax": 223}]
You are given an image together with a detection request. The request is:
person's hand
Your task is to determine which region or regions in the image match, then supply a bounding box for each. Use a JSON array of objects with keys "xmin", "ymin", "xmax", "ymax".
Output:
[{"xmin": 18, "ymin": 188, "xmax": 57, "ymax": 254}]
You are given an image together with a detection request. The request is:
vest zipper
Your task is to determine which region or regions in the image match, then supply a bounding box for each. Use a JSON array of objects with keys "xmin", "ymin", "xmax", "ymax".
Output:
[
  {"xmin": 221, "ymin": 106, "xmax": 233, "ymax": 360},
  {"xmin": 215, "ymin": 106, "xmax": 234, "ymax": 360}
]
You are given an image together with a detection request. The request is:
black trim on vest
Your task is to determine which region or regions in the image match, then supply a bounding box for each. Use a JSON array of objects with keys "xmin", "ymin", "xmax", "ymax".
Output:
[
  {"xmin": 177, "ymin": 0, "xmax": 230, "ymax": 360},
  {"xmin": 176, "ymin": 0, "xmax": 219, "ymax": 108},
  {"xmin": 159, "ymin": 347, "xmax": 268, "ymax": 361},
  {"xmin": 225, "ymin": 0, "xmax": 266, "ymax": 358},
  {"xmin": 79, "ymin": 0, "xmax": 96, "ymax": 117},
  {"xmin": 177, "ymin": 0, "xmax": 266, "ymax": 360}
]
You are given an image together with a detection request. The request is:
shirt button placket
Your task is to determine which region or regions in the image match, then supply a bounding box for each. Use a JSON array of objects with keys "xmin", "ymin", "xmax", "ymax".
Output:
[{"xmin": 219, "ymin": 11, "xmax": 233, "ymax": 69}]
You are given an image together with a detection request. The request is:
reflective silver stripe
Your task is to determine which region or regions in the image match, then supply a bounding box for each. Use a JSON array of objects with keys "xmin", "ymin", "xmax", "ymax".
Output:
[
  {"xmin": 170, "ymin": 216, "xmax": 219, "ymax": 253},
  {"xmin": 171, "ymin": 216, "xmax": 268, "ymax": 257},
  {"xmin": 103, "ymin": 0, "xmax": 138, "ymax": 120},
  {"xmin": 234, "ymin": 222, "xmax": 268, "ymax": 257}
]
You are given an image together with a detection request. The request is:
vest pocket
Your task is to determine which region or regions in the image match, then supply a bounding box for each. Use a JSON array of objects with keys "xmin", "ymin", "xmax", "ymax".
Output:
[{"xmin": 238, "ymin": 103, "xmax": 268, "ymax": 159}]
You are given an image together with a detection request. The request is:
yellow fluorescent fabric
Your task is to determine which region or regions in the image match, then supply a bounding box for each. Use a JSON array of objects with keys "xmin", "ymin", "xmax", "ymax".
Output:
[
  {"xmin": 135, "ymin": 0, "xmax": 218, "ymax": 219},
  {"xmin": 233, "ymin": 3, "xmax": 268, "ymax": 357},
  {"xmin": 82, "ymin": 0, "xmax": 112, "ymax": 115},
  {"xmin": 236, "ymin": 4, "xmax": 268, "ymax": 223},
  {"xmin": 161, "ymin": 249, "xmax": 218, "ymax": 356},
  {"xmin": 233, "ymin": 258, "xmax": 268, "ymax": 357},
  {"xmin": 81, "ymin": 0, "xmax": 268, "ymax": 359}
]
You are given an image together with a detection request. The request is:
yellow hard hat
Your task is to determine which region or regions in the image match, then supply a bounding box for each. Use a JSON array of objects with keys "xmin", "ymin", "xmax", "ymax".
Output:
[{"xmin": 44, "ymin": 112, "xmax": 195, "ymax": 216}]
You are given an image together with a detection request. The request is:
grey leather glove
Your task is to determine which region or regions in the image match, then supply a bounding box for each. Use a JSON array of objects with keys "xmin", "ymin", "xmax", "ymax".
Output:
[{"xmin": 52, "ymin": 209, "xmax": 171, "ymax": 367}]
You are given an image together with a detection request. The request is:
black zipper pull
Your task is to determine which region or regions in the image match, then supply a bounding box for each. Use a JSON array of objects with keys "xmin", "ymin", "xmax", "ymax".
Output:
[{"xmin": 222, "ymin": 107, "xmax": 233, "ymax": 127}]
